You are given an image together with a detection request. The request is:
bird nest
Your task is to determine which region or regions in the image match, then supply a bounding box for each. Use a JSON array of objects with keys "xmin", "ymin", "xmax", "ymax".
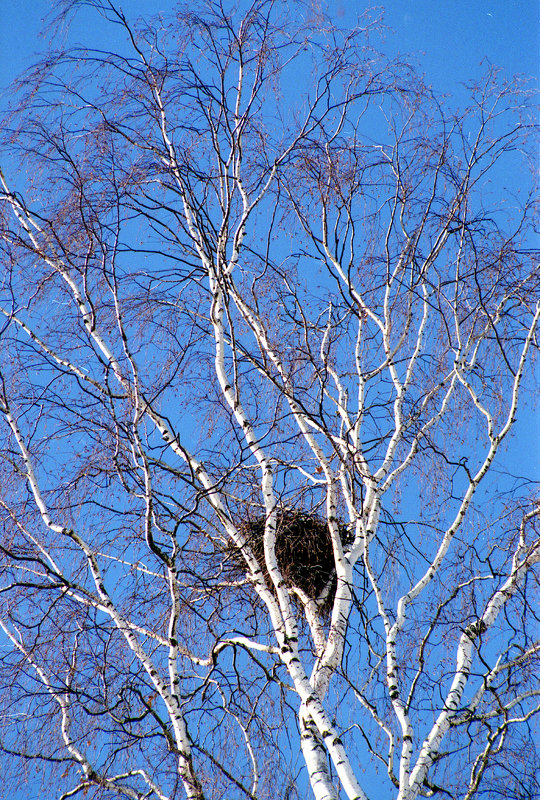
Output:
[{"xmin": 227, "ymin": 510, "xmax": 351, "ymax": 613}]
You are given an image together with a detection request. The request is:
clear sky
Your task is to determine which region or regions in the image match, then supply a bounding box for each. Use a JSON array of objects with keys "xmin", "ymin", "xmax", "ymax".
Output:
[
  {"xmin": 0, "ymin": 0, "xmax": 538, "ymax": 95},
  {"xmin": 378, "ymin": 0, "xmax": 538, "ymax": 94}
]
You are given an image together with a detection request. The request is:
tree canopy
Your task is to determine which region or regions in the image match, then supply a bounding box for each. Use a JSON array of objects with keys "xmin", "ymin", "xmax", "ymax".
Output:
[{"xmin": 0, "ymin": 3, "xmax": 538, "ymax": 799}]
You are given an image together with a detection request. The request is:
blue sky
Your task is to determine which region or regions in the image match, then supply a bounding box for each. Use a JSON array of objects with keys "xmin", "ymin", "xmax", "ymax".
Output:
[
  {"xmin": 381, "ymin": 1, "xmax": 538, "ymax": 92},
  {"xmin": 1, "ymin": 0, "xmax": 538, "ymax": 95}
]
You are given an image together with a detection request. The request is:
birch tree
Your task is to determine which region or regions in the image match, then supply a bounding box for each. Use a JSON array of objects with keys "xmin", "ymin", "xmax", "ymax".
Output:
[{"xmin": 0, "ymin": 2, "xmax": 538, "ymax": 799}]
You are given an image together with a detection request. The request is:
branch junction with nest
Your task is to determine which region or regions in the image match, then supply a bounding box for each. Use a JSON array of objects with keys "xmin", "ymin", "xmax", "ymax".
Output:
[{"xmin": 226, "ymin": 510, "xmax": 352, "ymax": 614}]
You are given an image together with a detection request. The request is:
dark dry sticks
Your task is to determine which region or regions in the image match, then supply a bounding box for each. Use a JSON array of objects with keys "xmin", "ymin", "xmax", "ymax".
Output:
[{"xmin": 228, "ymin": 510, "xmax": 351, "ymax": 613}]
